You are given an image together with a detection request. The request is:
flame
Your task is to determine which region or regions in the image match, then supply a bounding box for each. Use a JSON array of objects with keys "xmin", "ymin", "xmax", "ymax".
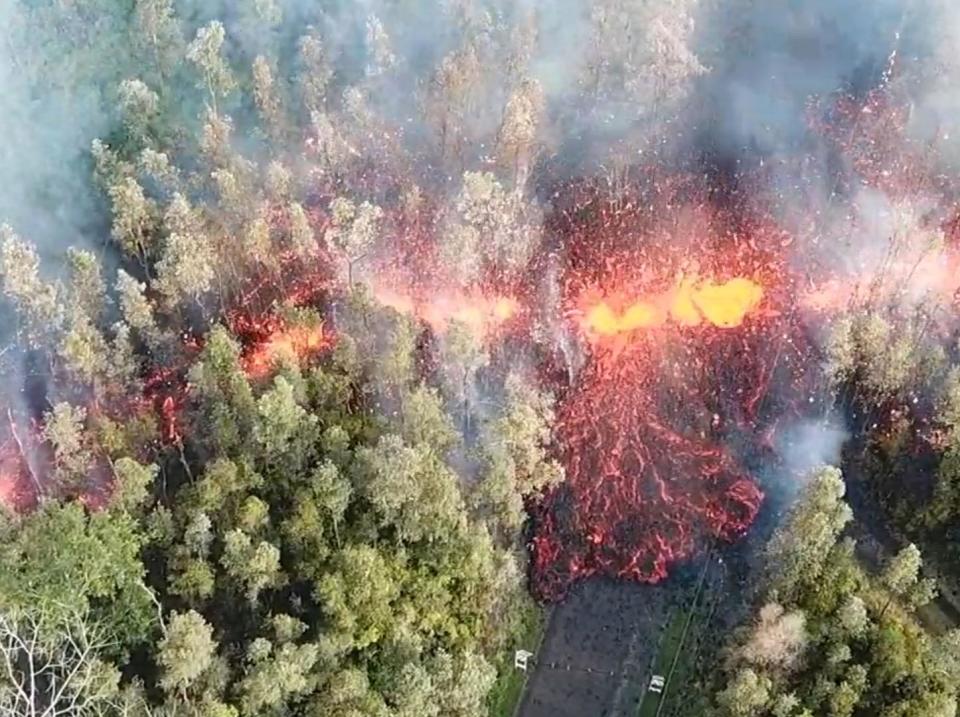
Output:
[
  {"xmin": 244, "ymin": 323, "xmax": 326, "ymax": 377},
  {"xmin": 374, "ymin": 285, "xmax": 518, "ymax": 336},
  {"xmin": 580, "ymin": 276, "xmax": 765, "ymax": 339}
]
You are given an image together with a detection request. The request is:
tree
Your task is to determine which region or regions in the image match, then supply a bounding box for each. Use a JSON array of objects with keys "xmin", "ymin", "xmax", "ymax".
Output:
[
  {"xmin": 317, "ymin": 545, "xmax": 400, "ymax": 650},
  {"xmin": 157, "ymin": 610, "xmax": 216, "ymax": 695},
  {"xmin": 288, "ymin": 202, "xmax": 316, "ymax": 259},
  {"xmin": 117, "ymin": 78, "xmax": 159, "ymax": 143},
  {"xmin": 324, "ymin": 198, "xmax": 382, "ymax": 284},
  {"xmin": 429, "ymin": 649, "xmax": 496, "ymax": 717},
  {"xmin": 220, "ymin": 530, "xmax": 284, "ymax": 602},
  {"xmin": 108, "ymin": 177, "xmax": 157, "ymax": 269},
  {"xmin": 297, "ymin": 29, "xmax": 333, "ymax": 113},
  {"xmin": 188, "ymin": 326, "xmax": 258, "ymax": 456},
  {"xmin": 59, "ymin": 311, "xmax": 110, "ymax": 389},
  {"xmin": 828, "ymin": 664, "xmax": 867, "ymax": 717},
  {"xmin": 352, "ymin": 434, "xmax": 464, "ymax": 544},
  {"xmin": 110, "ymin": 457, "xmax": 157, "ymax": 515},
  {"xmin": 439, "ymin": 319, "xmax": 489, "ymax": 425},
  {"xmin": 426, "ymin": 43, "xmax": 481, "ymax": 159},
  {"xmin": 715, "ymin": 668, "xmax": 771, "ymax": 717},
  {"xmin": 739, "ymin": 603, "xmax": 808, "ymax": 671},
  {"xmin": 365, "ymin": 14, "xmax": 395, "ymax": 78},
  {"xmin": 835, "ymin": 595, "xmax": 870, "ymax": 638},
  {"xmin": 454, "ymin": 171, "xmax": 539, "ymax": 276},
  {"xmin": 236, "ymin": 639, "xmax": 320, "ymax": 716},
  {"xmin": 765, "ymin": 466, "xmax": 852, "ymax": 601},
  {"xmin": 0, "ymin": 226, "xmax": 62, "ymax": 347},
  {"xmin": 308, "ymin": 460, "xmax": 351, "ymax": 547},
  {"xmin": 880, "ymin": 543, "xmax": 936, "ymax": 616},
  {"xmin": 496, "ymin": 79, "xmax": 543, "ymax": 187},
  {"xmin": 42, "ymin": 403, "xmax": 92, "ymax": 491},
  {"xmin": 155, "ymin": 195, "xmax": 218, "ymax": 310},
  {"xmin": 66, "ymin": 248, "xmax": 107, "ymax": 323},
  {"xmin": 252, "ymin": 56, "xmax": 284, "ymax": 142},
  {"xmin": 187, "ymin": 21, "xmax": 235, "ymax": 111},
  {"xmin": 309, "ymin": 667, "xmax": 387, "ymax": 717},
  {"xmin": 0, "ymin": 608, "xmax": 121, "ymax": 717},
  {"xmin": 116, "ymin": 269, "xmax": 164, "ymax": 348},
  {"xmin": 399, "ymin": 385, "xmax": 459, "ymax": 455},
  {"xmin": 0, "ymin": 503, "xmax": 155, "ymax": 650},
  {"xmin": 132, "ymin": 0, "xmax": 183, "ymax": 86},
  {"xmin": 255, "ymin": 375, "xmax": 319, "ymax": 473}
]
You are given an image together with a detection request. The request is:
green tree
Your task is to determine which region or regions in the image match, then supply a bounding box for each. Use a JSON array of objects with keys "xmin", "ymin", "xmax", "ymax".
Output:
[
  {"xmin": 66, "ymin": 247, "xmax": 108, "ymax": 322},
  {"xmin": 317, "ymin": 545, "xmax": 400, "ymax": 650},
  {"xmin": 42, "ymin": 403, "xmax": 93, "ymax": 491},
  {"xmin": 0, "ymin": 502, "xmax": 154, "ymax": 650},
  {"xmin": 157, "ymin": 610, "xmax": 217, "ymax": 695},
  {"xmin": 236, "ymin": 639, "xmax": 320, "ymax": 716},
  {"xmin": 715, "ymin": 668, "xmax": 771, "ymax": 717},
  {"xmin": 353, "ymin": 435, "xmax": 464, "ymax": 544},
  {"xmin": 765, "ymin": 466, "xmax": 852, "ymax": 602},
  {"xmin": 187, "ymin": 21, "xmax": 236, "ymax": 111},
  {"xmin": 0, "ymin": 227, "xmax": 62, "ymax": 347},
  {"xmin": 220, "ymin": 530, "xmax": 284, "ymax": 602},
  {"xmin": 880, "ymin": 543, "xmax": 937, "ymax": 616}
]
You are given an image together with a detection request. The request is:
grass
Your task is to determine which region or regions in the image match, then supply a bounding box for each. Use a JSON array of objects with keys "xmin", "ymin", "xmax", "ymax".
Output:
[
  {"xmin": 637, "ymin": 610, "xmax": 687, "ymax": 717},
  {"xmin": 639, "ymin": 557, "xmax": 716, "ymax": 717},
  {"xmin": 487, "ymin": 596, "xmax": 547, "ymax": 717}
]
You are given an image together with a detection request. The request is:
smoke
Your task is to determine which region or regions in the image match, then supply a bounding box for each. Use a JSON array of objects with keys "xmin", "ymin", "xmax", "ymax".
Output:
[
  {"xmin": 1, "ymin": 0, "xmax": 955, "ymax": 258},
  {"xmin": 692, "ymin": 0, "xmax": 915, "ymax": 160},
  {"xmin": 0, "ymin": 4, "xmax": 135, "ymax": 263},
  {"xmin": 775, "ymin": 418, "xmax": 848, "ymax": 486}
]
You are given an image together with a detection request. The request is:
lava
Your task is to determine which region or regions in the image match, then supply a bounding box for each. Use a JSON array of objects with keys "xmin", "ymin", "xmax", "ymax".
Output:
[
  {"xmin": 243, "ymin": 323, "xmax": 327, "ymax": 378},
  {"xmin": 579, "ymin": 275, "xmax": 765, "ymax": 339},
  {"xmin": 373, "ymin": 284, "xmax": 519, "ymax": 337},
  {"xmin": 528, "ymin": 177, "xmax": 815, "ymax": 602}
]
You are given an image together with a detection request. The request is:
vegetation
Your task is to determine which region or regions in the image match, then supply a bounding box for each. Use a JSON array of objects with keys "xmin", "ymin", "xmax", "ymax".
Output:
[
  {"xmin": 0, "ymin": 2, "xmax": 579, "ymax": 715},
  {"xmin": 4, "ymin": 1, "xmax": 960, "ymax": 716},
  {"xmin": 705, "ymin": 467, "xmax": 959, "ymax": 717}
]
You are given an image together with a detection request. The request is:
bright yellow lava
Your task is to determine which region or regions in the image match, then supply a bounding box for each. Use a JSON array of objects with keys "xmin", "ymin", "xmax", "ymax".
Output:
[
  {"xmin": 582, "ymin": 277, "xmax": 764, "ymax": 337},
  {"xmin": 691, "ymin": 277, "xmax": 765, "ymax": 328}
]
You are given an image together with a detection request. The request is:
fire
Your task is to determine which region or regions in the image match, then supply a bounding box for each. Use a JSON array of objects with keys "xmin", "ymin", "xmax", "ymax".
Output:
[
  {"xmin": 580, "ymin": 276, "xmax": 765, "ymax": 339},
  {"xmin": 244, "ymin": 323, "xmax": 327, "ymax": 377},
  {"xmin": 374, "ymin": 285, "xmax": 518, "ymax": 336}
]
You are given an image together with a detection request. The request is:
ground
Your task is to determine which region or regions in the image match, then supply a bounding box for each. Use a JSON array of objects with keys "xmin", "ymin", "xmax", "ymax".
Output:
[{"xmin": 516, "ymin": 553, "xmax": 732, "ymax": 717}]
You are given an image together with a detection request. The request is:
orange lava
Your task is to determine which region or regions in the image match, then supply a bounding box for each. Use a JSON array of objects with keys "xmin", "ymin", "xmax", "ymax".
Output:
[
  {"xmin": 0, "ymin": 436, "xmax": 36, "ymax": 512},
  {"xmin": 580, "ymin": 276, "xmax": 765, "ymax": 339},
  {"xmin": 374, "ymin": 286, "xmax": 518, "ymax": 336},
  {"xmin": 244, "ymin": 324, "xmax": 326, "ymax": 377}
]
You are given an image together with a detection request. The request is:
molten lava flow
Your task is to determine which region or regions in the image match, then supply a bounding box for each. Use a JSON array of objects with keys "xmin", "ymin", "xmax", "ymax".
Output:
[
  {"xmin": 0, "ymin": 437, "xmax": 33, "ymax": 512},
  {"xmin": 579, "ymin": 276, "xmax": 765, "ymax": 341},
  {"xmin": 374, "ymin": 285, "xmax": 518, "ymax": 337},
  {"xmin": 528, "ymin": 180, "xmax": 816, "ymax": 602},
  {"xmin": 530, "ymin": 344, "xmax": 766, "ymax": 600},
  {"xmin": 244, "ymin": 323, "xmax": 327, "ymax": 378}
]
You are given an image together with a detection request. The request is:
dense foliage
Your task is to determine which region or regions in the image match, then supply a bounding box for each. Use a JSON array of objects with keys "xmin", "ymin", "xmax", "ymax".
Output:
[{"xmin": 0, "ymin": 1, "xmax": 576, "ymax": 714}]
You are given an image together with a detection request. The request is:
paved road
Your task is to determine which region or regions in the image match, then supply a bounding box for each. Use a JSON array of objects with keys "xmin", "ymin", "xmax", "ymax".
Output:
[{"xmin": 517, "ymin": 578, "xmax": 676, "ymax": 717}]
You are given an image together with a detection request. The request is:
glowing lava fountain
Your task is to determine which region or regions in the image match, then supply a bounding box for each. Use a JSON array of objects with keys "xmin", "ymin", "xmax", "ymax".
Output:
[{"xmin": 528, "ymin": 182, "xmax": 815, "ymax": 602}]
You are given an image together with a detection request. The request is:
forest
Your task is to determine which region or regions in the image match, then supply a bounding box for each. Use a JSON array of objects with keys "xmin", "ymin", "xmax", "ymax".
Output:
[{"xmin": 3, "ymin": 1, "xmax": 960, "ymax": 717}]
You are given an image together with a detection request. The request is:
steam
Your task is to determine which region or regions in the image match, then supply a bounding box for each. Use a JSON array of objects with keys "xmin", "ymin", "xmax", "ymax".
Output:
[{"xmin": 775, "ymin": 418, "xmax": 848, "ymax": 489}]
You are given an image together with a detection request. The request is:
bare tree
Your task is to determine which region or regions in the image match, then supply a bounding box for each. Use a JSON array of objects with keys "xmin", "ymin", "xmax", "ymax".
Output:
[{"xmin": 0, "ymin": 608, "xmax": 120, "ymax": 717}]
